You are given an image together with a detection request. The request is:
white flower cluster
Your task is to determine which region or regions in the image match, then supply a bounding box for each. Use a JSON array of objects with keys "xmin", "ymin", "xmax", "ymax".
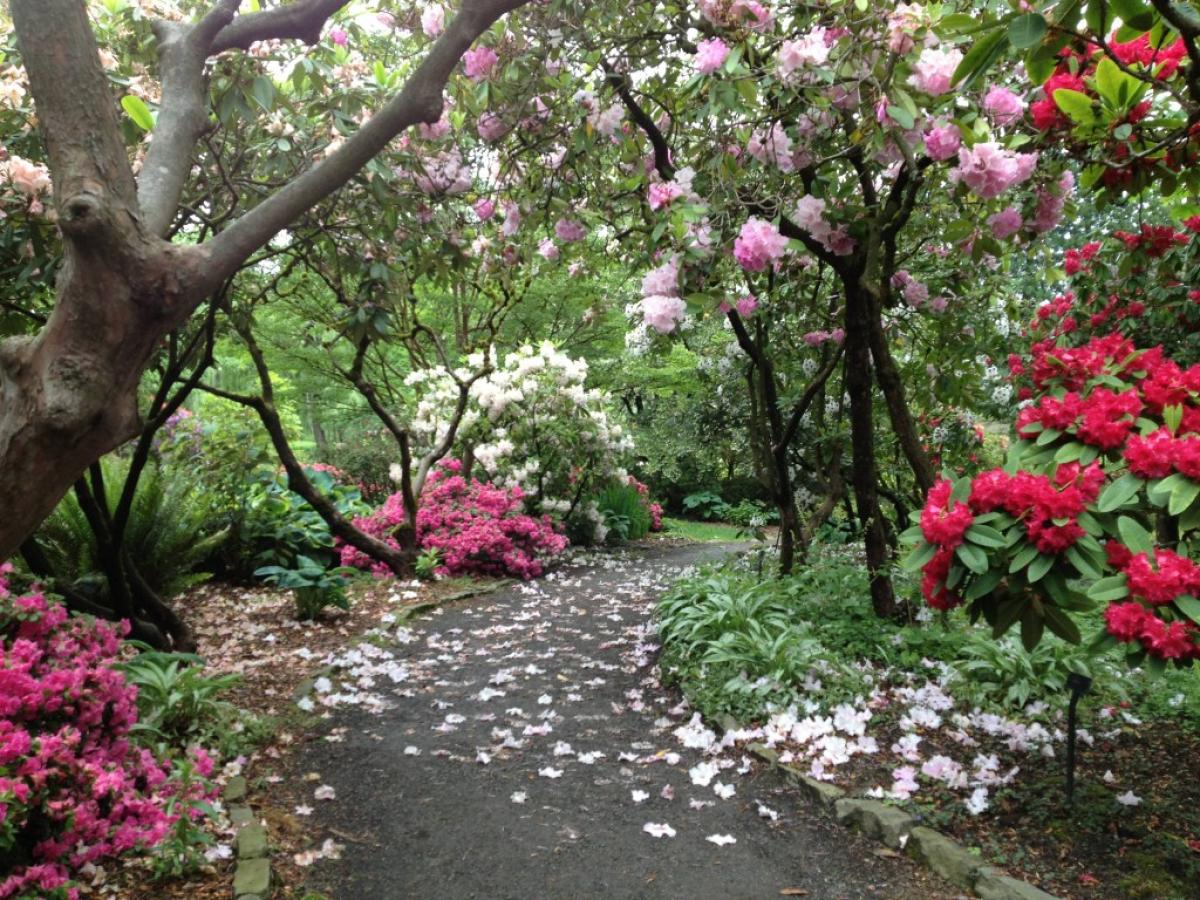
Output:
[{"xmin": 405, "ymin": 343, "xmax": 634, "ymax": 525}]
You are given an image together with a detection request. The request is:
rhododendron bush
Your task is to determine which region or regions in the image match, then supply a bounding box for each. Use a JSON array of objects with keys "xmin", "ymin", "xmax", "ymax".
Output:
[
  {"xmin": 340, "ymin": 461, "xmax": 566, "ymax": 580},
  {"xmin": 905, "ymin": 332, "xmax": 1200, "ymax": 669},
  {"xmin": 406, "ymin": 343, "xmax": 636, "ymax": 541},
  {"xmin": 0, "ymin": 566, "xmax": 216, "ymax": 897}
]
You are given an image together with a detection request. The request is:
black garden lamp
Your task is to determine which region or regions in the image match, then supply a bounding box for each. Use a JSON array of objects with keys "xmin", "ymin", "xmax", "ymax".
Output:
[{"xmin": 1065, "ymin": 671, "xmax": 1093, "ymax": 803}]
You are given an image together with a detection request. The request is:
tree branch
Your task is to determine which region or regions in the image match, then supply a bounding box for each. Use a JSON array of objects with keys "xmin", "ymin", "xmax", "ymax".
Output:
[
  {"xmin": 197, "ymin": 0, "xmax": 529, "ymax": 293},
  {"xmin": 210, "ymin": 0, "xmax": 351, "ymax": 54}
]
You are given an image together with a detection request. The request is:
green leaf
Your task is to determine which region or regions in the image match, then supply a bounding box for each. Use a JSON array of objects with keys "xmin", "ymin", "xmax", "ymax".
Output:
[
  {"xmin": 249, "ymin": 75, "xmax": 276, "ymax": 111},
  {"xmin": 993, "ymin": 596, "xmax": 1027, "ymax": 638},
  {"xmin": 952, "ymin": 28, "xmax": 1010, "ymax": 89},
  {"xmin": 1008, "ymin": 13, "xmax": 1047, "ymax": 49},
  {"xmin": 1097, "ymin": 473, "xmax": 1144, "ymax": 512},
  {"xmin": 121, "ymin": 94, "xmax": 155, "ymax": 131},
  {"xmin": 965, "ymin": 567, "xmax": 1004, "ymax": 601},
  {"xmin": 1094, "ymin": 57, "xmax": 1137, "ymax": 108},
  {"xmin": 1042, "ymin": 604, "xmax": 1082, "ymax": 643},
  {"xmin": 1175, "ymin": 595, "xmax": 1200, "ymax": 625},
  {"xmin": 1009, "ymin": 541, "xmax": 1040, "ymax": 573},
  {"xmin": 901, "ymin": 540, "xmax": 938, "ymax": 572},
  {"xmin": 1117, "ymin": 516, "xmax": 1155, "ymax": 555},
  {"xmin": 1110, "ymin": 0, "xmax": 1156, "ymax": 32},
  {"xmin": 1085, "ymin": 0, "xmax": 1114, "ymax": 34},
  {"xmin": 1066, "ymin": 544, "xmax": 1102, "ymax": 579},
  {"xmin": 956, "ymin": 542, "xmax": 989, "ymax": 574},
  {"xmin": 965, "ymin": 524, "xmax": 1007, "ymax": 548},
  {"xmin": 1021, "ymin": 603, "xmax": 1045, "ymax": 651},
  {"xmin": 898, "ymin": 524, "xmax": 925, "ymax": 545},
  {"xmin": 1027, "ymin": 553, "xmax": 1054, "ymax": 583},
  {"xmin": 1052, "ymin": 88, "xmax": 1096, "ymax": 125},
  {"xmin": 1169, "ymin": 478, "xmax": 1200, "ymax": 516},
  {"xmin": 886, "ymin": 105, "xmax": 914, "ymax": 129},
  {"xmin": 950, "ymin": 476, "xmax": 973, "ymax": 506},
  {"xmin": 1164, "ymin": 402, "xmax": 1184, "ymax": 435},
  {"xmin": 1088, "ymin": 573, "xmax": 1130, "ymax": 603}
]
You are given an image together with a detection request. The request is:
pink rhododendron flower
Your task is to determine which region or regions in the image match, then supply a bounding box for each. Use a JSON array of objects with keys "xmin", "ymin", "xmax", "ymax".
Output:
[
  {"xmin": 642, "ymin": 255, "xmax": 680, "ymax": 297},
  {"xmin": 733, "ymin": 217, "xmax": 789, "ymax": 272},
  {"xmin": 463, "ymin": 46, "xmax": 499, "ymax": 81},
  {"xmin": 474, "ymin": 198, "xmax": 495, "ymax": 221},
  {"xmin": 988, "ymin": 206, "xmax": 1023, "ymax": 239},
  {"xmin": 501, "ymin": 200, "xmax": 521, "ymax": 237},
  {"xmin": 735, "ymin": 295, "xmax": 758, "ymax": 317},
  {"xmin": 910, "ymin": 47, "xmax": 962, "ymax": 95},
  {"xmin": 887, "ymin": 4, "xmax": 925, "ymax": 53},
  {"xmin": 778, "ymin": 28, "xmax": 830, "ymax": 75},
  {"xmin": 642, "ymin": 295, "xmax": 689, "ymax": 333},
  {"xmin": 983, "ymin": 85, "xmax": 1025, "ymax": 126},
  {"xmin": 955, "ymin": 142, "xmax": 1038, "ymax": 199},
  {"xmin": 923, "ymin": 124, "xmax": 961, "ymax": 161},
  {"xmin": 694, "ymin": 38, "xmax": 730, "ymax": 75},
  {"xmin": 421, "ymin": 4, "xmax": 445, "ymax": 38},
  {"xmin": 555, "ymin": 219, "xmax": 588, "ymax": 243},
  {"xmin": 538, "ymin": 239, "xmax": 559, "ymax": 260},
  {"xmin": 1030, "ymin": 171, "xmax": 1074, "ymax": 233},
  {"xmin": 747, "ymin": 123, "xmax": 794, "ymax": 171},
  {"xmin": 792, "ymin": 195, "xmax": 856, "ymax": 257},
  {"xmin": 329, "ymin": 26, "xmax": 348, "ymax": 46},
  {"xmin": 476, "ymin": 112, "xmax": 508, "ymax": 142},
  {"xmin": 648, "ymin": 181, "xmax": 685, "ymax": 211}
]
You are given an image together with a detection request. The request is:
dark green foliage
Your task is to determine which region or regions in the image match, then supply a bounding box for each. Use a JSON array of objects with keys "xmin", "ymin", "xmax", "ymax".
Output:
[
  {"xmin": 35, "ymin": 458, "xmax": 224, "ymax": 601},
  {"xmin": 681, "ymin": 490, "xmax": 730, "ymax": 521},
  {"xmin": 254, "ymin": 555, "xmax": 354, "ymax": 620},
  {"xmin": 596, "ymin": 483, "xmax": 651, "ymax": 541}
]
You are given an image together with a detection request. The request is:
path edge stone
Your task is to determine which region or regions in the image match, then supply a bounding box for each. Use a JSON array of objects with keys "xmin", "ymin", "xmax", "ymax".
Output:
[
  {"xmin": 225, "ymin": 778, "xmax": 271, "ymax": 899},
  {"xmin": 722, "ymin": 717, "xmax": 1061, "ymax": 900}
]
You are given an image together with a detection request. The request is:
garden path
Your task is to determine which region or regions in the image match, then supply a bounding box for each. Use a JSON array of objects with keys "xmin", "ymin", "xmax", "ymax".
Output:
[{"xmin": 292, "ymin": 542, "xmax": 953, "ymax": 899}]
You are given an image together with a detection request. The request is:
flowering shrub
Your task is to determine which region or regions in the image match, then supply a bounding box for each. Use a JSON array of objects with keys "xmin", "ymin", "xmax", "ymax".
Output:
[
  {"xmin": 905, "ymin": 333, "xmax": 1200, "ymax": 669},
  {"xmin": 407, "ymin": 344, "xmax": 634, "ymax": 540},
  {"xmin": 341, "ymin": 460, "xmax": 567, "ymax": 580},
  {"xmin": 0, "ymin": 566, "xmax": 216, "ymax": 897}
]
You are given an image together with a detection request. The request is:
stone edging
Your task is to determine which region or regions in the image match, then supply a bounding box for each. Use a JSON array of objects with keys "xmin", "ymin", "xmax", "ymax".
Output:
[
  {"xmin": 737, "ymin": 732, "xmax": 1060, "ymax": 900},
  {"xmin": 224, "ymin": 776, "xmax": 271, "ymax": 899}
]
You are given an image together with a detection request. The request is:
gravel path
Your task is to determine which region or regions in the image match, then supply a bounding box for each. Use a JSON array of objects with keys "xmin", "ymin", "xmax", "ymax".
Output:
[{"xmin": 293, "ymin": 542, "xmax": 954, "ymax": 899}]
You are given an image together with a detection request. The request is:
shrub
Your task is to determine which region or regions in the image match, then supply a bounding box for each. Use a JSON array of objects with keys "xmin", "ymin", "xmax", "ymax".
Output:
[
  {"xmin": 341, "ymin": 460, "xmax": 567, "ymax": 580},
  {"xmin": 681, "ymin": 490, "xmax": 730, "ymax": 521},
  {"xmin": 905, "ymin": 332, "xmax": 1200, "ymax": 670},
  {"xmin": 0, "ymin": 566, "xmax": 216, "ymax": 897},
  {"xmin": 595, "ymin": 483, "xmax": 652, "ymax": 541},
  {"xmin": 254, "ymin": 555, "xmax": 355, "ymax": 620},
  {"xmin": 34, "ymin": 457, "xmax": 223, "ymax": 601}
]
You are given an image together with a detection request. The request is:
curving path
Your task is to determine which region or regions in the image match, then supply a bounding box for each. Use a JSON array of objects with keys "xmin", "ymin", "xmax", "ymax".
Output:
[{"xmin": 293, "ymin": 543, "xmax": 953, "ymax": 900}]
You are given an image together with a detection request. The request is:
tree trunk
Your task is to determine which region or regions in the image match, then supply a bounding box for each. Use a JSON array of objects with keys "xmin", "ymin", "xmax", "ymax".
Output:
[
  {"xmin": 865, "ymin": 292, "xmax": 937, "ymax": 494},
  {"xmin": 844, "ymin": 287, "xmax": 901, "ymax": 618}
]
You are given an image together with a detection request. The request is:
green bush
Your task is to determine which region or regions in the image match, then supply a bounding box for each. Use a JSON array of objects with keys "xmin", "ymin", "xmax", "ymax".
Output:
[
  {"xmin": 255, "ymin": 555, "xmax": 354, "ymax": 620},
  {"xmin": 595, "ymin": 482, "xmax": 651, "ymax": 541},
  {"xmin": 35, "ymin": 457, "xmax": 224, "ymax": 601},
  {"xmin": 724, "ymin": 499, "xmax": 778, "ymax": 527},
  {"xmin": 681, "ymin": 490, "xmax": 731, "ymax": 521}
]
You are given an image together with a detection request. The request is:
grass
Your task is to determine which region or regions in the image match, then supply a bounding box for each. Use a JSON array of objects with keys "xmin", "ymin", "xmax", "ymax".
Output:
[{"xmin": 661, "ymin": 516, "xmax": 745, "ymax": 542}]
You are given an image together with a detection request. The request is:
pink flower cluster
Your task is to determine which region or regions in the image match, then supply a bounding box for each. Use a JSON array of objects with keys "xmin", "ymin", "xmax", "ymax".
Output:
[
  {"xmin": 734, "ymin": 218, "xmax": 789, "ymax": 271},
  {"xmin": 694, "ymin": 38, "xmax": 730, "ymax": 75},
  {"xmin": 341, "ymin": 461, "xmax": 567, "ymax": 580},
  {"xmin": 463, "ymin": 46, "xmax": 499, "ymax": 81},
  {"xmin": 955, "ymin": 143, "xmax": 1038, "ymax": 199},
  {"xmin": 0, "ymin": 567, "xmax": 214, "ymax": 897}
]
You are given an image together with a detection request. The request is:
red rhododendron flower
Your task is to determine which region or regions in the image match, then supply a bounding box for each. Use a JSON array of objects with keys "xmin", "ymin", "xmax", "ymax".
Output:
[{"xmin": 920, "ymin": 479, "xmax": 974, "ymax": 548}]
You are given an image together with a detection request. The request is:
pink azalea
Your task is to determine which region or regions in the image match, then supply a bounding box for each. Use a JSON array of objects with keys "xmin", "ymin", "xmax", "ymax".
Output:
[
  {"xmin": 955, "ymin": 142, "xmax": 1038, "ymax": 199},
  {"xmin": 735, "ymin": 295, "xmax": 758, "ymax": 317},
  {"xmin": 923, "ymin": 124, "xmax": 961, "ymax": 161},
  {"xmin": 988, "ymin": 206, "xmax": 1024, "ymax": 239},
  {"xmin": 329, "ymin": 26, "xmax": 348, "ymax": 46},
  {"xmin": 474, "ymin": 199, "xmax": 496, "ymax": 221},
  {"xmin": 910, "ymin": 47, "xmax": 962, "ymax": 95}
]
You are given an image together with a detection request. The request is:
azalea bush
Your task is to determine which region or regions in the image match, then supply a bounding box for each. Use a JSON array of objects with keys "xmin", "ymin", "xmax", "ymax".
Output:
[
  {"xmin": 341, "ymin": 460, "xmax": 567, "ymax": 580},
  {"xmin": 906, "ymin": 331, "xmax": 1200, "ymax": 669},
  {"xmin": 0, "ymin": 566, "xmax": 217, "ymax": 897}
]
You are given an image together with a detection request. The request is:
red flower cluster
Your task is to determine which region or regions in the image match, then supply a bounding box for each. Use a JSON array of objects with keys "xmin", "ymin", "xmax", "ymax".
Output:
[
  {"xmin": 1104, "ymin": 601, "xmax": 1199, "ymax": 659},
  {"xmin": 1125, "ymin": 428, "xmax": 1200, "ymax": 479},
  {"xmin": 1016, "ymin": 386, "xmax": 1141, "ymax": 450},
  {"xmin": 1107, "ymin": 32, "xmax": 1188, "ymax": 80},
  {"xmin": 1112, "ymin": 224, "xmax": 1190, "ymax": 257},
  {"xmin": 918, "ymin": 464, "xmax": 1105, "ymax": 608},
  {"xmin": 1106, "ymin": 541, "xmax": 1200, "ymax": 605}
]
